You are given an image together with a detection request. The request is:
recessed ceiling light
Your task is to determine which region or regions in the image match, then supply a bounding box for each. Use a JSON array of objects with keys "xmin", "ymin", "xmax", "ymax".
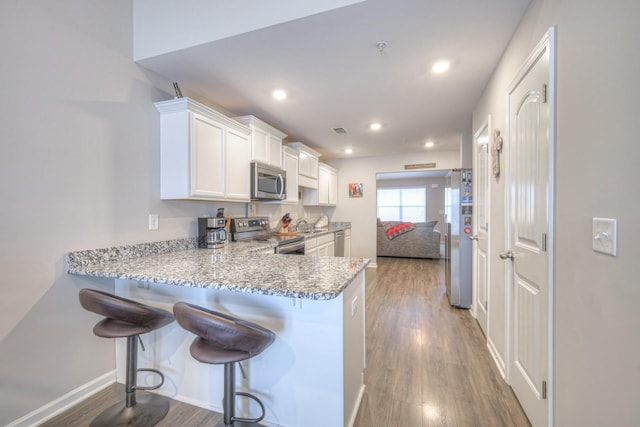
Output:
[
  {"xmin": 425, "ymin": 141, "xmax": 436, "ymax": 148},
  {"xmin": 370, "ymin": 122, "xmax": 382, "ymax": 131},
  {"xmin": 345, "ymin": 148, "xmax": 353, "ymax": 154},
  {"xmin": 431, "ymin": 60, "xmax": 450, "ymax": 74},
  {"xmin": 272, "ymin": 89, "xmax": 287, "ymax": 100}
]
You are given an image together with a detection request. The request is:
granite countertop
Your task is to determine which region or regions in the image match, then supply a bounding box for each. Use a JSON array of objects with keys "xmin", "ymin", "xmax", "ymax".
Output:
[{"xmin": 67, "ymin": 236, "xmax": 368, "ymax": 301}]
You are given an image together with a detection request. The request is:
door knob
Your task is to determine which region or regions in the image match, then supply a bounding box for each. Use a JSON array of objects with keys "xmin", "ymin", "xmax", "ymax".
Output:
[
  {"xmin": 469, "ymin": 235, "xmax": 478, "ymax": 241},
  {"xmin": 499, "ymin": 250, "xmax": 514, "ymax": 260}
]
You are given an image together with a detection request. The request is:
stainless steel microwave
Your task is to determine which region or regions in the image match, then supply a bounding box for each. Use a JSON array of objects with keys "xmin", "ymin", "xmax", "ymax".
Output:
[{"xmin": 250, "ymin": 162, "xmax": 286, "ymax": 200}]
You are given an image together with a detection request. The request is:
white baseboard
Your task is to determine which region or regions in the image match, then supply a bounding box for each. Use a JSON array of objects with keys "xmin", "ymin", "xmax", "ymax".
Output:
[
  {"xmin": 367, "ymin": 262, "xmax": 378, "ymax": 269},
  {"xmin": 347, "ymin": 384, "xmax": 366, "ymax": 427},
  {"xmin": 6, "ymin": 371, "xmax": 116, "ymax": 427},
  {"xmin": 487, "ymin": 338, "xmax": 506, "ymax": 380}
]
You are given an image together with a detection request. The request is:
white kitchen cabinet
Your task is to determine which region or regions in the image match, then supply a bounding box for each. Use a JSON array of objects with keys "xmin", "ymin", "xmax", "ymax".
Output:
[
  {"xmin": 281, "ymin": 146, "xmax": 299, "ymax": 205},
  {"xmin": 304, "ymin": 237, "xmax": 317, "ymax": 256},
  {"xmin": 305, "ymin": 233, "xmax": 335, "ymax": 257},
  {"xmin": 225, "ymin": 128, "xmax": 252, "ymax": 201},
  {"xmin": 235, "ymin": 115, "xmax": 287, "ymax": 169},
  {"xmin": 288, "ymin": 142, "xmax": 320, "ymax": 189},
  {"xmin": 303, "ymin": 163, "xmax": 338, "ymax": 206},
  {"xmin": 155, "ymin": 98, "xmax": 251, "ymax": 202},
  {"xmin": 317, "ymin": 233, "xmax": 335, "ymax": 257}
]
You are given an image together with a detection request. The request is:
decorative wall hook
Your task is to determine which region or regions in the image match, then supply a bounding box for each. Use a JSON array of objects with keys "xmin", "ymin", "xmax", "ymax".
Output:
[{"xmin": 492, "ymin": 128, "xmax": 503, "ymax": 178}]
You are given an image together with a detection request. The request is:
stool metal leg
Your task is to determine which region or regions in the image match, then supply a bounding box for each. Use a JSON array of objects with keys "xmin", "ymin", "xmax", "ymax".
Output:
[
  {"xmin": 89, "ymin": 335, "xmax": 170, "ymax": 427},
  {"xmin": 215, "ymin": 362, "xmax": 268, "ymax": 427},
  {"xmin": 126, "ymin": 335, "xmax": 137, "ymax": 407}
]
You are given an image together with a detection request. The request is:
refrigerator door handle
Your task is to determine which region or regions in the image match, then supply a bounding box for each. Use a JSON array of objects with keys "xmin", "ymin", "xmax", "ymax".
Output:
[{"xmin": 469, "ymin": 235, "xmax": 478, "ymax": 241}]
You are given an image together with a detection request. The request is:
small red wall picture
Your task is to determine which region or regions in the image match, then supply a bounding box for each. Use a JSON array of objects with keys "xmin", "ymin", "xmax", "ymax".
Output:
[{"xmin": 349, "ymin": 183, "xmax": 363, "ymax": 198}]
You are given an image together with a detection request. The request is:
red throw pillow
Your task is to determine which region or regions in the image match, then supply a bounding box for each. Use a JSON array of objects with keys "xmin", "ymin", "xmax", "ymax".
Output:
[{"xmin": 383, "ymin": 221, "xmax": 415, "ymax": 239}]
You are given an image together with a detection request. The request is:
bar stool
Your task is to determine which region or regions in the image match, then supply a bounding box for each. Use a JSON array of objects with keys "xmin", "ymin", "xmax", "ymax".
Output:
[
  {"xmin": 173, "ymin": 302, "xmax": 275, "ymax": 427},
  {"xmin": 78, "ymin": 288, "xmax": 174, "ymax": 427}
]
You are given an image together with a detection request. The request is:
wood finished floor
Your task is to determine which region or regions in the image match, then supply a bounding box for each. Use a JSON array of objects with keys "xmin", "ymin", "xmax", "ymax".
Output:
[
  {"xmin": 42, "ymin": 257, "xmax": 529, "ymax": 427},
  {"xmin": 353, "ymin": 257, "xmax": 530, "ymax": 427}
]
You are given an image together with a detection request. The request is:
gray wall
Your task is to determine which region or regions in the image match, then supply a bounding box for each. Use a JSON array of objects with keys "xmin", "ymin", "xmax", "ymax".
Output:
[
  {"xmin": 473, "ymin": 0, "xmax": 640, "ymax": 424},
  {"xmin": 0, "ymin": 1, "xmax": 250, "ymax": 423}
]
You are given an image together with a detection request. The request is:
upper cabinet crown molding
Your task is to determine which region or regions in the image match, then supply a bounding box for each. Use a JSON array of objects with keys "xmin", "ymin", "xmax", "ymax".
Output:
[
  {"xmin": 155, "ymin": 97, "xmax": 250, "ymax": 136},
  {"xmin": 234, "ymin": 115, "xmax": 287, "ymax": 140}
]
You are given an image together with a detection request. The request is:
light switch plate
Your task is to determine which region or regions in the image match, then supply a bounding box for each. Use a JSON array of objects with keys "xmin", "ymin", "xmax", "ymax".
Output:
[{"xmin": 592, "ymin": 217, "xmax": 617, "ymax": 256}]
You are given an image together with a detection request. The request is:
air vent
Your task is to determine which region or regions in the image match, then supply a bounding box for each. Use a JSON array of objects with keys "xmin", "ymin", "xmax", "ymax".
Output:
[{"xmin": 332, "ymin": 127, "xmax": 348, "ymax": 135}]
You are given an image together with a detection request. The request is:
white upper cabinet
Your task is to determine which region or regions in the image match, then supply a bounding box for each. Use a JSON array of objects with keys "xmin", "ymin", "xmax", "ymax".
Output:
[
  {"xmin": 303, "ymin": 163, "xmax": 338, "ymax": 206},
  {"xmin": 288, "ymin": 142, "xmax": 321, "ymax": 189},
  {"xmin": 234, "ymin": 115, "xmax": 287, "ymax": 169},
  {"xmin": 155, "ymin": 98, "xmax": 251, "ymax": 202},
  {"xmin": 281, "ymin": 146, "xmax": 299, "ymax": 205}
]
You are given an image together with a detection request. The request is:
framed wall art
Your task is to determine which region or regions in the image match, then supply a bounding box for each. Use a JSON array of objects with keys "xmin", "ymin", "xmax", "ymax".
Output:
[{"xmin": 349, "ymin": 183, "xmax": 363, "ymax": 198}]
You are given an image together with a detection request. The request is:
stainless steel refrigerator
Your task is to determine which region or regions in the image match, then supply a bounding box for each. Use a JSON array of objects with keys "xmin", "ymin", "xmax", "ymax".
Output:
[{"xmin": 445, "ymin": 169, "xmax": 472, "ymax": 308}]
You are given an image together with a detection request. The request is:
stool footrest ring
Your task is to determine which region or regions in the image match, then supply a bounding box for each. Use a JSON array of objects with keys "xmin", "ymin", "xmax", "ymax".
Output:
[
  {"xmin": 231, "ymin": 391, "xmax": 266, "ymax": 424},
  {"xmin": 134, "ymin": 368, "xmax": 165, "ymax": 391}
]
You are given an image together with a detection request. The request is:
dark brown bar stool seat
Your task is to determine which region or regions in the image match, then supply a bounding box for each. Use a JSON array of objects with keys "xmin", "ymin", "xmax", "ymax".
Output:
[
  {"xmin": 173, "ymin": 302, "xmax": 275, "ymax": 427},
  {"xmin": 79, "ymin": 288, "xmax": 174, "ymax": 427}
]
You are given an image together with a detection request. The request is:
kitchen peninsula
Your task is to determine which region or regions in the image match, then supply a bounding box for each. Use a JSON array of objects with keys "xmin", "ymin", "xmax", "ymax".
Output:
[{"xmin": 67, "ymin": 238, "xmax": 369, "ymax": 427}]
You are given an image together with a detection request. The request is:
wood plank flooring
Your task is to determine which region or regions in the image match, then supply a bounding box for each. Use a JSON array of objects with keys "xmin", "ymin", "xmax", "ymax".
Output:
[
  {"xmin": 42, "ymin": 257, "xmax": 529, "ymax": 427},
  {"xmin": 353, "ymin": 257, "xmax": 530, "ymax": 427}
]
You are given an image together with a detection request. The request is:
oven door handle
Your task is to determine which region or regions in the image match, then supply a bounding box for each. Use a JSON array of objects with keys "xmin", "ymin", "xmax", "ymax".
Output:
[{"xmin": 276, "ymin": 240, "xmax": 305, "ymax": 254}]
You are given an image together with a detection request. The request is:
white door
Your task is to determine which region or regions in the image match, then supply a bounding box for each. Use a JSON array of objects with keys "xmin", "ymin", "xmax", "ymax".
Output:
[
  {"xmin": 505, "ymin": 29, "xmax": 555, "ymax": 427},
  {"xmin": 472, "ymin": 119, "xmax": 491, "ymax": 336}
]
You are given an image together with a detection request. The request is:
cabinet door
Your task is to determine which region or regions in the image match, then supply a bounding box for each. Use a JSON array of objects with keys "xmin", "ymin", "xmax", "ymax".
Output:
[
  {"xmin": 318, "ymin": 167, "xmax": 330, "ymax": 204},
  {"xmin": 328, "ymin": 170, "xmax": 338, "ymax": 205},
  {"xmin": 317, "ymin": 241, "xmax": 335, "ymax": 257},
  {"xmin": 192, "ymin": 113, "xmax": 225, "ymax": 198},
  {"xmin": 225, "ymin": 128, "xmax": 251, "ymax": 201},
  {"xmin": 284, "ymin": 151, "xmax": 299, "ymax": 204},
  {"xmin": 305, "ymin": 238, "xmax": 318, "ymax": 256},
  {"xmin": 308, "ymin": 155, "xmax": 319, "ymax": 179},
  {"xmin": 251, "ymin": 126, "xmax": 269, "ymax": 164},
  {"xmin": 298, "ymin": 151, "xmax": 310, "ymax": 177},
  {"xmin": 268, "ymin": 136, "xmax": 283, "ymax": 168}
]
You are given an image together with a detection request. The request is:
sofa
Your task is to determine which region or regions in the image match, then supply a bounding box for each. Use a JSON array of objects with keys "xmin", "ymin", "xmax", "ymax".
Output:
[{"xmin": 377, "ymin": 219, "xmax": 441, "ymax": 259}]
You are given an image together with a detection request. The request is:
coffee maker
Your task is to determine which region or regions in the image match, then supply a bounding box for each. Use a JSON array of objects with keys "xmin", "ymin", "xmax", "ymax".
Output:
[{"xmin": 198, "ymin": 216, "xmax": 228, "ymax": 249}]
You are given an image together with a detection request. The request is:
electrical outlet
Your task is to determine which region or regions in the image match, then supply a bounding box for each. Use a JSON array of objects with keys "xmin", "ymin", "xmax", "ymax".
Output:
[{"xmin": 148, "ymin": 214, "xmax": 159, "ymax": 231}]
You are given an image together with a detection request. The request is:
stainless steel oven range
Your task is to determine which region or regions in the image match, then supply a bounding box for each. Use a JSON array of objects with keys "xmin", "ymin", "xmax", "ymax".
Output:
[{"xmin": 230, "ymin": 216, "xmax": 305, "ymax": 255}]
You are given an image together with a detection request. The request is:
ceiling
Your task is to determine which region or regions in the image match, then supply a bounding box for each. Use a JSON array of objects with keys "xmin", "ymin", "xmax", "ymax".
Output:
[{"xmin": 137, "ymin": 0, "xmax": 530, "ymax": 160}]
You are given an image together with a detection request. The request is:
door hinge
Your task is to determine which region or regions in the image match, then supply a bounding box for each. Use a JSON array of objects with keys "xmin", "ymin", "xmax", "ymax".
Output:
[
  {"xmin": 542, "ymin": 84, "xmax": 548, "ymax": 103},
  {"xmin": 542, "ymin": 380, "xmax": 547, "ymax": 399},
  {"xmin": 542, "ymin": 233, "xmax": 547, "ymax": 252}
]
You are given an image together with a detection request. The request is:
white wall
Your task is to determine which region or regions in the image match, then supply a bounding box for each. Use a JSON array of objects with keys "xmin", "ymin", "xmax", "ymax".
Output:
[
  {"xmin": 472, "ymin": 0, "xmax": 640, "ymax": 424},
  {"xmin": 132, "ymin": 0, "xmax": 366, "ymax": 60},
  {"xmin": 0, "ymin": 1, "xmax": 249, "ymax": 424},
  {"xmin": 330, "ymin": 151, "xmax": 459, "ymax": 261}
]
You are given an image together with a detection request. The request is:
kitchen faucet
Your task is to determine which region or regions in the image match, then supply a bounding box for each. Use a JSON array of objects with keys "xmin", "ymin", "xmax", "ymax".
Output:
[{"xmin": 294, "ymin": 218, "xmax": 308, "ymax": 232}]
